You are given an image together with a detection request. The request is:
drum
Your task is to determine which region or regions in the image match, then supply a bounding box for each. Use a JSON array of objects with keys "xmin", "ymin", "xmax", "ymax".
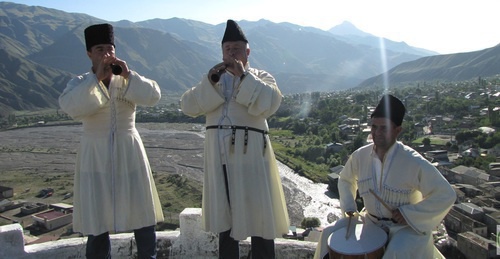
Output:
[{"xmin": 327, "ymin": 221, "xmax": 387, "ymax": 259}]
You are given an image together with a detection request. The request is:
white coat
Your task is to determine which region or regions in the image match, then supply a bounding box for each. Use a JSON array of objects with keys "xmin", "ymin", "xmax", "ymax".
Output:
[
  {"xmin": 180, "ymin": 67, "xmax": 290, "ymax": 240},
  {"xmin": 59, "ymin": 71, "xmax": 164, "ymax": 236}
]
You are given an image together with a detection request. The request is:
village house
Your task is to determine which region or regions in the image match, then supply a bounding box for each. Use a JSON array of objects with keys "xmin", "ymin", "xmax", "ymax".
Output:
[
  {"xmin": 453, "ymin": 184, "xmax": 483, "ymax": 199},
  {"xmin": 21, "ymin": 203, "xmax": 48, "ymax": 215},
  {"xmin": 483, "ymin": 211, "xmax": 500, "ymax": 238},
  {"xmin": 325, "ymin": 142, "xmax": 343, "ymax": 153},
  {"xmin": 489, "ymin": 162, "xmax": 500, "ymax": 177},
  {"xmin": 443, "ymin": 165, "xmax": 499, "ymax": 186},
  {"xmin": 327, "ymin": 165, "xmax": 343, "ymax": 195},
  {"xmin": 440, "ymin": 163, "xmax": 500, "ymax": 258},
  {"xmin": 31, "ymin": 203, "xmax": 73, "ymax": 231},
  {"xmin": 456, "ymin": 231, "xmax": 498, "ymax": 259},
  {"xmin": 0, "ymin": 186, "xmax": 13, "ymax": 199},
  {"xmin": 444, "ymin": 206, "xmax": 487, "ymax": 237}
]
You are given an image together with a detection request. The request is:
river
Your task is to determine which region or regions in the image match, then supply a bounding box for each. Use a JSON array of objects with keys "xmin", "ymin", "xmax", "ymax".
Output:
[{"xmin": 277, "ymin": 162, "xmax": 343, "ymax": 228}]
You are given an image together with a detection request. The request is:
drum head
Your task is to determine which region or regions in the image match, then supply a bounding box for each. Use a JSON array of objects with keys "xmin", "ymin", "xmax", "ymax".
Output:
[{"xmin": 328, "ymin": 222, "xmax": 387, "ymax": 255}]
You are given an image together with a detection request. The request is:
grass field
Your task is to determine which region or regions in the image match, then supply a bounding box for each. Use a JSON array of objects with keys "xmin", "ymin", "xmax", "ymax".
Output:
[{"xmin": 412, "ymin": 135, "xmax": 453, "ymax": 146}]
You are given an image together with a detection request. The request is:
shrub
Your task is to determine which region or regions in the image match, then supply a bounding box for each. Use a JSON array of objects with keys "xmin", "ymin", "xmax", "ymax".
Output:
[{"xmin": 301, "ymin": 217, "xmax": 321, "ymax": 228}]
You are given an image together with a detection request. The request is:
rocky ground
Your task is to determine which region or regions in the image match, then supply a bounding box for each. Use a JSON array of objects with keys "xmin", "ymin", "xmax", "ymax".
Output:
[{"xmin": 0, "ymin": 123, "xmax": 206, "ymax": 190}]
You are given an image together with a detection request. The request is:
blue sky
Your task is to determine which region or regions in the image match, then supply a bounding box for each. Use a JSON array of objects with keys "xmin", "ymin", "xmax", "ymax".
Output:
[{"xmin": 4, "ymin": 0, "xmax": 500, "ymax": 54}]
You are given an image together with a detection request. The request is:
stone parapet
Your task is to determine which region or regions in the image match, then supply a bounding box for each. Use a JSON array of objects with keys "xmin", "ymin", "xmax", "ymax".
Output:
[{"xmin": 0, "ymin": 208, "xmax": 316, "ymax": 258}]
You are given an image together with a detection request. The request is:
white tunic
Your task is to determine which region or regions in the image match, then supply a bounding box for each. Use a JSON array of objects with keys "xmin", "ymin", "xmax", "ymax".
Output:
[
  {"xmin": 180, "ymin": 67, "xmax": 290, "ymax": 240},
  {"xmin": 315, "ymin": 141, "xmax": 456, "ymax": 259},
  {"xmin": 59, "ymin": 71, "xmax": 164, "ymax": 236}
]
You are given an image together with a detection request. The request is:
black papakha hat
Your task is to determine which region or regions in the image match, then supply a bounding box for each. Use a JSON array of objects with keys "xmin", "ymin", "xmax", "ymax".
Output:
[
  {"xmin": 221, "ymin": 19, "xmax": 248, "ymax": 44},
  {"xmin": 84, "ymin": 23, "xmax": 115, "ymax": 51},
  {"xmin": 371, "ymin": 94, "xmax": 406, "ymax": 126}
]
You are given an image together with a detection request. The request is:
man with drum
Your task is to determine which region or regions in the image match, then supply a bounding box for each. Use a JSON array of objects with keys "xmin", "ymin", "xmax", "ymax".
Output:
[{"xmin": 314, "ymin": 94, "xmax": 456, "ymax": 259}]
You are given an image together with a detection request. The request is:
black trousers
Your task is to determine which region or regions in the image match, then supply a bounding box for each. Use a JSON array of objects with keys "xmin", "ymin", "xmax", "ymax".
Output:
[
  {"xmin": 85, "ymin": 225, "xmax": 157, "ymax": 259},
  {"xmin": 219, "ymin": 229, "xmax": 275, "ymax": 259}
]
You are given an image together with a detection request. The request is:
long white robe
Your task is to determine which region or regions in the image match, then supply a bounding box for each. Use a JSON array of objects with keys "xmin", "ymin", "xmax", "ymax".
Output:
[
  {"xmin": 59, "ymin": 70, "xmax": 164, "ymax": 236},
  {"xmin": 314, "ymin": 141, "xmax": 456, "ymax": 259},
  {"xmin": 180, "ymin": 67, "xmax": 290, "ymax": 240}
]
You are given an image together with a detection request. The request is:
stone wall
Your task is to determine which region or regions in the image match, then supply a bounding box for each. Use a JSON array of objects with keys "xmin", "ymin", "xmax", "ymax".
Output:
[{"xmin": 0, "ymin": 208, "xmax": 317, "ymax": 258}]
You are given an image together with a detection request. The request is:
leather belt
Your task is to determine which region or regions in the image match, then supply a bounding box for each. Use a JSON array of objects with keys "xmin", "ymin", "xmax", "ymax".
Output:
[
  {"xmin": 369, "ymin": 213, "xmax": 397, "ymax": 223},
  {"xmin": 206, "ymin": 125, "xmax": 268, "ymax": 134},
  {"xmin": 206, "ymin": 125, "xmax": 268, "ymax": 154}
]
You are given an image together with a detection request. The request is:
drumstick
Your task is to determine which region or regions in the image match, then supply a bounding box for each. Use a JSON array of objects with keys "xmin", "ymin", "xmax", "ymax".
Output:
[
  {"xmin": 345, "ymin": 216, "xmax": 352, "ymax": 239},
  {"xmin": 369, "ymin": 189, "xmax": 393, "ymax": 211}
]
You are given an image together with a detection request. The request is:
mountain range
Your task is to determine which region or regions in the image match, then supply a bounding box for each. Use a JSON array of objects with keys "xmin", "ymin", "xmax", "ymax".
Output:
[{"xmin": 0, "ymin": 1, "xmax": 499, "ymax": 114}]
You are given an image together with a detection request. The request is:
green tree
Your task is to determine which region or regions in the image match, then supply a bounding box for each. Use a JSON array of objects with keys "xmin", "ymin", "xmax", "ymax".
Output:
[
  {"xmin": 422, "ymin": 138, "xmax": 431, "ymax": 147},
  {"xmin": 301, "ymin": 217, "xmax": 321, "ymax": 228}
]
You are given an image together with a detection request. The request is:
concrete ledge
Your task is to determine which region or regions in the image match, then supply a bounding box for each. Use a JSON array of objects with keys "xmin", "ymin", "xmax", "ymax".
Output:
[
  {"xmin": 25, "ymin": 236, "xmax": 86, "ymax": 258},
  {"xmin": 0, "ymin": 223, "xmax": 25, "ymax": 258},
  {"xmin": 0, "ymin": 208, "xmax": 316, "ymax": 258}
]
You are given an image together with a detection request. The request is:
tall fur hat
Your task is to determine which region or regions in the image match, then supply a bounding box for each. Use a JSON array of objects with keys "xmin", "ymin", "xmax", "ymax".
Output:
[
  {"xmin": 221, "ymin": 19, "xmax": 248, "ymax": 44},
  {"xmin": 84, "ymin": 23, "xmax": 114, "ymax": 51},
  {"xmin": 371, "ymin": 94, "xmax": 406, "ymax": 126}
]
